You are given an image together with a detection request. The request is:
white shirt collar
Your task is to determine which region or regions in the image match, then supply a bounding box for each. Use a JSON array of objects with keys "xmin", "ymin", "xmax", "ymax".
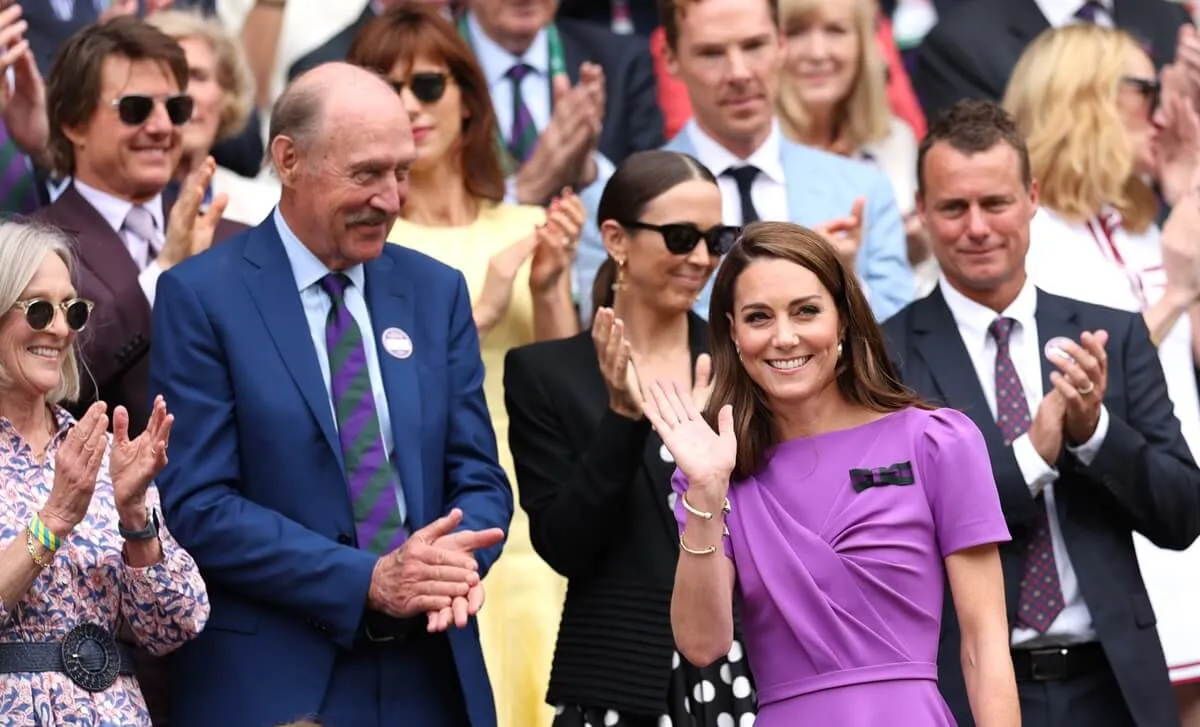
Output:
[
  {"xmin": 72, "ymin": 179, "xmax": 164, "ymax": 238},
  {"xmin": 684, "ymin": 118, "xmax": 787, "ymax": 185},
  {"xmin": 939, "ymin": 274, "xmax": 1039, "ymax": 351},
  {"xmin": 1035, "ymin": 0, "xmax": 1113, "ymax": 28},
  {"xmin": 466, "ymin": 10, "xmax": 551, "ymax": 88},
  {"xmin": 273, "ymin": 207, "xmax": 366, "ymax": 293}
]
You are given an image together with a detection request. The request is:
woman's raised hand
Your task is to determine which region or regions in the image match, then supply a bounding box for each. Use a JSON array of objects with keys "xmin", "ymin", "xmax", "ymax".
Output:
[
  {"xmin": 41, "ymin": 402, "xmax": 108, "ymax": 538},
  {"xmin": 642, "ymin": 380, "xmax": 735, "ymax": 497},
  {"xmin": 592, "ymin": 307, "xmax": 643, "ymax": 419}
]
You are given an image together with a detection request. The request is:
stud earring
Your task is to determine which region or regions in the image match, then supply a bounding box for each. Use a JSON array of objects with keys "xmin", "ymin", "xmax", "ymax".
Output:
[{"xmin": 837, "ymin": 342, "xmax": 843, "ymax": 359}]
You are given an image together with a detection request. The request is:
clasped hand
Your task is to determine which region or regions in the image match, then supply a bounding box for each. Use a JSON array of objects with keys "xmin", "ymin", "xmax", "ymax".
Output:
[
  {"xmin": 367, "ymin": 508, "xmax": 505, "ymax": 633},
  {"xmin": 1029, "ymin": 331, "xmax": 1109, "ymax": 464}
]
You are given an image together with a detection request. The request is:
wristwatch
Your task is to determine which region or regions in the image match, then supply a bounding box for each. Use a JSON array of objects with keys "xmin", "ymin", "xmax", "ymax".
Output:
[{"xmin": 118, "ymin": 509, "xmax": 161, "ymax": 542}]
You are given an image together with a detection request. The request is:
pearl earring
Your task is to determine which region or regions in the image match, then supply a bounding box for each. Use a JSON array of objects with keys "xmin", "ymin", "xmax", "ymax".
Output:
[{"xmin": 837, "ymin": 342, "xmax": 843, "ymax": 359}]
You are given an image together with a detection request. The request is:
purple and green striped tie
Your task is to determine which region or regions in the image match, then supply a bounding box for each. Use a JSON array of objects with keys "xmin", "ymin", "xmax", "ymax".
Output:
[
  {"xmin": 0, "ymin": 124, "xmax": 37, "ymax": 216},
  {"xmin": 320, "ymin": 273, "xmax": 407, "ymax": 554},
  {"xmin": 506, "ymin": 63, "xmax": 539, "ymax": 163}
]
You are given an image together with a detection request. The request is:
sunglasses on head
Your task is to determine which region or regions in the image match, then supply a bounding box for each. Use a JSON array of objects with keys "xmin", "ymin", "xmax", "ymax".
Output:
[
  {"xmin": 619, "ymin": 221, "xmax": 741, "ymax": 256},
  {"xmin": 1121, "ymin": 76, "xmax": 1161, "ymax": 110},
  {"xmin": 388, "ymin": 72, "xmax": 450, "ymax": 104},
  {"xmin": 110, "ymin": 94, "xmax": 194, "ymax": 127},
  {"xmin": 12, "ymin": 298, "xmax": 94, "ymax": 332}
]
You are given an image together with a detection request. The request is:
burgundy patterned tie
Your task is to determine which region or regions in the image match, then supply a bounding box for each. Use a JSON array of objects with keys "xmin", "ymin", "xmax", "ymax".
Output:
[{"xmin": 989, "ymin": 317, "xmax": 1065, "ymax": 633}]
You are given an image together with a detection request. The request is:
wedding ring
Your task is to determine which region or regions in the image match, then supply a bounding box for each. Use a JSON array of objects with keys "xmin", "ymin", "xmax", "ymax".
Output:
[{"xmin": 1077, "ymin": 381, "xmax": 1095, "ymax": 396}]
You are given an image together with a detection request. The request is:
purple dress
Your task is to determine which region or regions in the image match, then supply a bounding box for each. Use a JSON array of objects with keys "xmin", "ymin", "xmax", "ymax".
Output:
[{"xmin": 673, "ymin": 407, "xmax": 1011, "ymax": 726}]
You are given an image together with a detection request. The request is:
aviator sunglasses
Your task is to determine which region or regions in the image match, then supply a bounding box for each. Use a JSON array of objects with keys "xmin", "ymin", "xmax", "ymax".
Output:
[
  {"xmin": 388, "ymin": 72, "xmax": 451, "ymax": 104},
  {"xmin": 618, "ymin": 221, "xmax": 741, "ymax": 256},
  {"xmin": 12, "ymin": 298, "xmax": 94, "ymax": 332},
  {"xmin": 110, "ymin": 94, "xmax": 195, "ymax": 127}
]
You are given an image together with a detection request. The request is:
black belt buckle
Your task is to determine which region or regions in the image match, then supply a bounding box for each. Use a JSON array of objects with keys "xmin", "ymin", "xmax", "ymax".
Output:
[
  {"xmin": 1028, "ymin": 647, "xmax": 1070, "ymax": 681},
  {"xmin": 61, "ymin": 623, "xmax": 121, "ymax": 692}
]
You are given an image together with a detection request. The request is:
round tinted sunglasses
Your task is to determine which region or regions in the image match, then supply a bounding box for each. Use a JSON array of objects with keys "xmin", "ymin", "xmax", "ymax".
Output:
[
  {"xmin": 619, "ymin": 221, "xmax": 741, "ymax": 256},
  {"xmin": 388, "ymin": 72, "xmax": 450, "ymax": 104},
  {"xmin": 110, "ymin": 94, "xmax": 195, "ymax": 127},
  {"xmin": 12, "ymin": 298, "xmax": 94, "ymax": 332}
]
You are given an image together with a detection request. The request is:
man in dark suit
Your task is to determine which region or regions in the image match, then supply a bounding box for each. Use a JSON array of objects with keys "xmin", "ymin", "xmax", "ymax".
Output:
[
  {"xmin": 150, "ymin": 61, "xmax": 511, "ymax": 727},
  {"xmin": 34, "ymin": 17, "xmax": 244, "ymax": 438},
  {"xmin": 881, "ymin": 100, "xmax": 1200, "ymax": 727},
  {"xmin": 912, "ymin": 0, "xmax": 1189, "ymax": 121}
]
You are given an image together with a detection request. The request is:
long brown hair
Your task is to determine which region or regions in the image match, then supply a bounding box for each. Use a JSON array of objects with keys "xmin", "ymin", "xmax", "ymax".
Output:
[
  {"xmin": 347, "ymin": 3, "xmax": 506, "ymax": 202},
  {"xmin": 705, "ymin": 222, "xmax": 928, "ymax": 479}
]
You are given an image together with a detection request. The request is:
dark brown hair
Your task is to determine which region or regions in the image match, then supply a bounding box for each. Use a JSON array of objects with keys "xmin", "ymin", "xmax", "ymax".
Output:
[
  {"xmin": 347, "ymin": 3, "xmax": 505, "ymax": 202},
  {"xmin": 46, "ymin": 16, "xmax": 189, "ymax": 176},
  {"xmin": 658, "ymin": 0, "xmax": 780, "ymax": 51},
  {"xmin": 591, "ymin": 150, "xmax": 717, "ymax": 316},
  {"xmin": 916, "ymin": 99, "xmax": 1032, "ymax": 196},
  {"xmin": 705, "ymin": 222, "xmax": 929, "ymax": 479}
]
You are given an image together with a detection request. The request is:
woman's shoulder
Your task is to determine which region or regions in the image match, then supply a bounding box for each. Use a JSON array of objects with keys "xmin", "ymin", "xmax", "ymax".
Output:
[{"xmin": 505, "ymin": 328, "xmax": 596, "ymax": 379}]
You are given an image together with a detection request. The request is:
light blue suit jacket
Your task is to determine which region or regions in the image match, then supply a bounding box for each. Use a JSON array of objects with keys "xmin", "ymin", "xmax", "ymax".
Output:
[{"xmin": 574, "ymin": 127, "xmax": 914, "ymax": 323}]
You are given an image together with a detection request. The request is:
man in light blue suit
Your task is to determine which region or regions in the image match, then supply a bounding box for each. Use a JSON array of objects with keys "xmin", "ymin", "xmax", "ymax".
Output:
[
  {"xmin": 149, "ymin": 63, "xmax": 512, "ymax": 727},
  {"xmin": 574, "ymin": 0, "xmax": 914, "ymax": 323}
]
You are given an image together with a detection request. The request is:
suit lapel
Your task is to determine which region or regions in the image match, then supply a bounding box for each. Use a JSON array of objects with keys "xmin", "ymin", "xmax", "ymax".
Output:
[
  {"xmin": 1006, "ymin": 0, "xmax": 1051, "ymax": 45},
  {"xmin": 54, "ymin": 185, "xmax": 142, "ymax": 296},
  {"xmin": 241, "ymin": 221, "xmax": 344, "ymax": 470},
  {"xmin": 559, "ymin": 23, "xmax": 584, "ymax": 87},
  {"xmin": 363, "ymin": 255, "xmax": 426, "ymax": 528}
]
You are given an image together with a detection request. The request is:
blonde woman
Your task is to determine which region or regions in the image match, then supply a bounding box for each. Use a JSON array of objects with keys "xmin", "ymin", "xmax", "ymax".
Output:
[
  {"xmin": 1004, "ymin": 23, "xmax": 1200, "ymax": 725},
  {"xmin": 776, "ymin": 0, "xmax": 933, "ymax": 294},
  {"xmin": 148, "ymin": 9, "xmax": 280, "ymax": 226}
]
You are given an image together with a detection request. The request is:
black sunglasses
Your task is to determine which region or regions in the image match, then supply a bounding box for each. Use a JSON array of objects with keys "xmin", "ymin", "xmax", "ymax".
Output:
[
  {"xmin": 12, "ymin": 298, "xmax": 94, "ymax": 332},
  {"xmin": 619, "ymin": 221, "xmax": 741, "ymax": 256},
  {"xmin": 1121, "ymin": 76, "xmax": 1161, "ymax": 110},
  {"xmin": 110, "ymin": 94, "xmax": 195, "ymax": 127},
  {"xmin": 388, "ymin": 72, "xmax": 450, "ymax": 104}
]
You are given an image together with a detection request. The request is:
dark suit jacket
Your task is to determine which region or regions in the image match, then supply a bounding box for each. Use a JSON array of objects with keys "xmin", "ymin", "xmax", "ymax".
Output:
[
  {"xmin": 33, "ymin": 184, "xmax": 246, "ymax": 437},
  {"xmin": 912, "ymin": 0, "xmax": 1189, "ymax": 121},
  {"xmin": 557, "ymin": 0, "xmax": 661, "ymax": 38},
  {"xmin": 288, "ymin": 5, "xmax": 376, "ymax": 81},
  {"xmin": 881, "ymin": 287, "xmax": 1200, "ymax": 727},
  {"xmin": 503, "ymin": 314, "xmax": 707, "ymax": 714}
]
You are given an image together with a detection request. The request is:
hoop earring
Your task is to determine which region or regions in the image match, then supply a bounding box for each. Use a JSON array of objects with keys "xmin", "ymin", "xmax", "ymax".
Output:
[{"xmin": 611, "ymin": 259, "xmax": 626, "ymax": 293}]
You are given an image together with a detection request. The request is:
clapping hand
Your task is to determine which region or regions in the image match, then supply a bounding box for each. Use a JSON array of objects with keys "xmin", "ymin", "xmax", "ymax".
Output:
[
  {"xmin": 160, "ymin": 157, "xmax": 229, "ymax": 270},
  {"xmin": 593, "ymin": 307, "xmax": 643, "ymax": 418},
  {"xmin": 110, "ymin": 396, "xmax": 173, "ymax": 514},
  {"xmin": 424, "ymin": 526, "xmax": 505, "ymax": 633},
  {"xmin": 642, "ymin": 380, "xmax": 736, "ymax": 499},
  {"xmin": 1045, "ymin": 331, "xmax": 1109, "ymax": 446},
  {"xmin": 814, "ymin": 198, "xmax": 866, "ymax": 272},
  {"xmin": 40, "ymin": 402, "xmax": 109, "ymax": 539},
  {"xmin": 529, "ymin": 189, "xmax": 585, "ymax": 294}
]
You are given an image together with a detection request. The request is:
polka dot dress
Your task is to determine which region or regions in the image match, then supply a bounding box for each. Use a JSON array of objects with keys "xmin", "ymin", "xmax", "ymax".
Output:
[{"xmin": 551, "ymin": 437, "xmax": 757, "ymax": 727}]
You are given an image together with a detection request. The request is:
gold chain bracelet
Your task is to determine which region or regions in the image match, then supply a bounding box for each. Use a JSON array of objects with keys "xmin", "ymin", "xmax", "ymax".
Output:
[{"xmin": 25, "ymin": 531, "xmax": 53, "ymax": 569}]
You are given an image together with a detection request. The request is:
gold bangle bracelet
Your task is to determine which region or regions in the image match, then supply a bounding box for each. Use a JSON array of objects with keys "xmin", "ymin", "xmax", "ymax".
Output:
[
  {"xmin": 681, "ymin": 492, "xmax": 732, "ymax": 520},
  {"xmin": 679, "ymin": 534, "xmax": 716, "ymax": 556},
  {"xmin": 25, "ymin": 531, "xmax": 52, "ymax": 569}
]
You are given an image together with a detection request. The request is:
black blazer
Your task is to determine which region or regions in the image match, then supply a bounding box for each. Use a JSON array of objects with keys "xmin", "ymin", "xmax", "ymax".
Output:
[
  {"xmin": 881, "ymin": 287, "xmax": 1200, "ymax": 727},
  {"xmin": 503, "ymin": 314, "xmax": 706, "ymax": 715},
  {"xmin": 911, "ymin": 0, "xmax": 1189, "ymax": 121}
]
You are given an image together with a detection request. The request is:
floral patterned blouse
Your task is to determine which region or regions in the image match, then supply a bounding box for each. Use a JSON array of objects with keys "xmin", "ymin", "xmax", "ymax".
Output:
[{"xmin": 0, "ymin": 408, "xmax": 210, "ymax": 726}]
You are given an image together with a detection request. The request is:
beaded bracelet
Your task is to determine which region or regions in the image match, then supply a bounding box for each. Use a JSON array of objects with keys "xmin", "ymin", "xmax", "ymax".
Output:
[{"xmin": 28, "ymin": 514, "xmax": 62, "ymax": 553}]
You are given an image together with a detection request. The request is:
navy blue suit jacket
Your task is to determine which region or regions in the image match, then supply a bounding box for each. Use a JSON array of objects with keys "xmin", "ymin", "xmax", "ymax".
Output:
[
  {"xmin": 149, "ymin": 216, "xmax": 513, "ymax": 727},
  {"xmin": 882, "ymin": 287, "xmax": 1200, "ymax": 727}
]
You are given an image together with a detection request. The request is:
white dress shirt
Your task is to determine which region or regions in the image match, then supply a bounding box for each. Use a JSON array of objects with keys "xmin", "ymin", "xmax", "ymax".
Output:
[
  {"xmin": 940, "ymin": 276, "xmax": 1111, "ymax": 646},
  {"xmin": 685, "ymin": 119, "xmax": 790, "ymax": 226},
  {"xmin": 1035, "ymin": 0, "xmax": 1115, "ymax": 27},
  {"xmin": 73, "ymin": 179, "xmax": 167, "ymax": 308},
  {"xmin": 273, "ymin": 207, "xmax": 406, "ymax": 525}
]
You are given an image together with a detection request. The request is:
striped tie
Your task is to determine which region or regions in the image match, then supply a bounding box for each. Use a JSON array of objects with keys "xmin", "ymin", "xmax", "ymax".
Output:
[
  {"xmin": 0, "ymin": 124, "xmax": 37, "ymax": 216},
  {"xmin": 320, "ymin": 273, "xmax": 407, "ymax": 554},
  {"xmin": 506, "ymin": 63, "xmax": 539, "ymax": 163}
]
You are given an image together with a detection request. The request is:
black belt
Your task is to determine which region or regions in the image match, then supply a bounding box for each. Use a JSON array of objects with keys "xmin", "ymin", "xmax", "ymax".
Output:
[
  {"xmin": 0, "ymin": 623, "xmax": 135, "ymax": 692},
  {"xmin": 359, "ymin": 611, "xmax": 417, "ymax": 644},
  {"xmin": 1011, "ymin": 642, "xmax": 1109, "ymax": 682}
]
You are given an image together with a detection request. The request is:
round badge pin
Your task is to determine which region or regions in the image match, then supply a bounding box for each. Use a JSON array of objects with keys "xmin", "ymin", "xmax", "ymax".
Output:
[
  {"xmin": 1043, "ymin": 336, "xmax": 1076, "ymax": 365},
  {"xmin": 381, "ymin": 327, "xmax": 413, "ymax": 360}
]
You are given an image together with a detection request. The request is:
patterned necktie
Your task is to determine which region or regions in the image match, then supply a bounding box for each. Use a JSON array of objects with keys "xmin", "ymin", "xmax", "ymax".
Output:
[
  {"xmin": 123, "ymin": 205, "xmax": 159, "ymax": 266},
  {"xmin": 989, "ymin": 317, "xmax": 1065, "ymax": 634},
  {"xmin": 1074, "ymin": 1, "xmax": 1104, "ymax": 23},
  {"xmin": 723, "ymin": 165, "xmax": 762, "ymax": 225},
  {"xmin": 319, "ymin": 273, "xmax": 407, "ymax": 554},
  {"xmin": 506, "ymin": 63, "xmax": 539, "ymax": 163},
  {"xmin": 0, "ymin": 124, "xmax": 38, "ymax": 216}
]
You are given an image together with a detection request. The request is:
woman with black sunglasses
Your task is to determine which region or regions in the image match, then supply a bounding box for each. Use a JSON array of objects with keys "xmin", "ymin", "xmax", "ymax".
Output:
[
  {"xmin": 0, "ymin": 222, "xmax": 208, "ymax": 725},
  {"xmin": 504, "ymin": 149, "xmax": 756, "ymax": 727}
]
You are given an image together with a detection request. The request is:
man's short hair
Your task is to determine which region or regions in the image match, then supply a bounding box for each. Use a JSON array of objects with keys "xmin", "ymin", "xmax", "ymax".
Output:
[
  {"xmin": 657, "ymin": 0, "xmax": 780, "ymax": 52},
  {"xmin": 916, "ymin": 100, "xmax": 1032, "ymax": 195},
  {"xmin": 46, "ymin": 16, "xmax": 188, "ymax": 177}
]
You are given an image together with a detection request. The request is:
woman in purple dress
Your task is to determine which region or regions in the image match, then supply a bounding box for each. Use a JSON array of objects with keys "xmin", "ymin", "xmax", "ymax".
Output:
[{"xmin": 643, "ymin": 222, "xmax": 1021, "ymax": 726}]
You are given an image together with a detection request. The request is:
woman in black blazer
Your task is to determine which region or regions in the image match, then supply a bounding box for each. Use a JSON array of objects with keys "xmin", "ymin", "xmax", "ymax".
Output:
[{"xmin": 504, "ymin": 150, "xmax": 757, "ymax": 727}]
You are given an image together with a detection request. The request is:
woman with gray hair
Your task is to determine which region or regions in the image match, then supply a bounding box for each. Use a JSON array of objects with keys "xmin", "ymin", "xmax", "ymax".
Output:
[
  {"xmin": 148, "ymin": 8, "xmax": 280, "ymax": 226},
  {"xmin": 0, "ymin": 222, "xmax": 209, "ymax": 724}
]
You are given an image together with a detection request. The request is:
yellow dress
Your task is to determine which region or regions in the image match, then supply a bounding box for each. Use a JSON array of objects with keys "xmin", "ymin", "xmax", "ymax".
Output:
[{"xmin": 389, "ymin": 201, "xmax": 565, "ymax": 727}]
